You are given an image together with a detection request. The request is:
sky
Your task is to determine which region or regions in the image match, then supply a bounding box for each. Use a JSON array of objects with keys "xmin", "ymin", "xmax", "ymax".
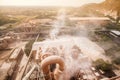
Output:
[{"xmin": 0, "ymin": 0, "xmax": 105, "ymax": 7}]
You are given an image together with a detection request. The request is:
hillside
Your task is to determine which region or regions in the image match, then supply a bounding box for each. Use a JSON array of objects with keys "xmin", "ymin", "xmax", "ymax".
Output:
[{"xmin": 73, "ymin": 0, "xmax": 120, "ymax": 18}]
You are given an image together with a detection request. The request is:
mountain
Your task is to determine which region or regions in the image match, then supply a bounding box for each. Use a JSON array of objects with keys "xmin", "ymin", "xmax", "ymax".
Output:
[
  {"xmin": 96, "ymin": 0, "xmax": 120, "ymax": 23},
  {"xmin": 100, "ymin": 0, "xmax": 120, "ymax": 10},
  {"xmin": 71, "ymin": 3, "xmax": 104, "ymax": 17},
  {"xmin": 75, "ymin": 0, "xmax": 120, "ymax": 18}
]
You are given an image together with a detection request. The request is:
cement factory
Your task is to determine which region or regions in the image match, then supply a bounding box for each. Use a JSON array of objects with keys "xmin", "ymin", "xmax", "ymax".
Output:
[
  {"xmin": 0, "ymin": 36, "xmax": 120, "ymax": 80},
  {"xmin": 0, "ymin": 7, "xmax": 120, "ymax": 80}
]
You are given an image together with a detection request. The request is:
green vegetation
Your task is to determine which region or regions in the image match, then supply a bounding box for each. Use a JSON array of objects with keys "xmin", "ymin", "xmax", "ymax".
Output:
[
  {"xmin": 0, "ymin": 19, "xmax": 16, "ymax": 26},
  {"xmin": 105, "ymin": 45, "xmax": 120, "ymax": 56},
  {"xmin": 24, "ymin": 40, "xmax": 35, "ymax": 56},
  {"xmin": 0, "ymin": 14, "xmax": 17, "ymax": 26},
  {"xmin": 37, "ymin": 37, "xmax": 45, "ymax": 41},
  {"xmin": 37, "ymin": 26, "xmax": 51, "ymax": 31},
  {"xmin": 95, "ymin": 31, "xmax": 111, "ymax": 41},
  {"xmin": 93, "ymin": 59, "xmax": 116, "ymax": 78},
  {"xmin": 105, "ymin": 22, "xmax": 120, "ymax": 31},
  {"xmin": 35, "ymin": 12, "xmax": 56, "ymax": 19},
  {"xmin": 112, "ymin": 57, "xmax": 120, "ymax": 65},
  {"xmin": 93, "ymin": 59, "xmax": 112, "ymax": 71}
]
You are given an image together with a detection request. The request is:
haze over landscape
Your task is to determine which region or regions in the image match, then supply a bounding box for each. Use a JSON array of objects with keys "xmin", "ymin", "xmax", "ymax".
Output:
[
  {"xmin": 0, "ymin": 0, "xmax": 120, "ymax": 80},
  {"xmin": 0, "ymin": 0, "xmax": 104, "ymax": 7}
]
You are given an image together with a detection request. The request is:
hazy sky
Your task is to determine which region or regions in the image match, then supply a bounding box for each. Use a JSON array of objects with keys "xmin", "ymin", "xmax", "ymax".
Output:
[{"xmin": 0, "ymin": 0, "xmax": 105, "ymax": 7}]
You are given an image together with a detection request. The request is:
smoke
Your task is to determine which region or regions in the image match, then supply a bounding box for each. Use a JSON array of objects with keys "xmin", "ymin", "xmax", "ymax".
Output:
[
  {"xmin": 39, "ymin": 36, "xmax": 107, "ymax": 80},
  {"xmin": 75, "ymin": 24, "xmax": 89, "ymax": 37},
  {"xmin": 40, "ymin": 8, "xmax": 110, "ymax": 79},
  {"xmin": 50, "ymin": 9, "xmax": 66, "ymax": 39}
]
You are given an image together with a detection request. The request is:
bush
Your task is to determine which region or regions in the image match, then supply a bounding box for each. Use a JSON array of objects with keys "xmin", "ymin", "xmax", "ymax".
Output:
[
  {"xmin": 37, "ymin": 37, "xmax": 45, "ymax": 41},
  {"xmin": 105, "ymin": 22, "xmax": 120, "ymax": 31},
  {"xmin": 112, "ymin": 57, "xmax": 120, "ymax": 65},
  {"xmin": 95, "ymin": 31, "xmax": 111, "ymax": 41},
  {"xmin": 93, "ymin": 59, "xmax": 112, "ymax": 71},
  {"xmin": 0, "ymin": 14, "xmax": 17, "ymax": 26}
]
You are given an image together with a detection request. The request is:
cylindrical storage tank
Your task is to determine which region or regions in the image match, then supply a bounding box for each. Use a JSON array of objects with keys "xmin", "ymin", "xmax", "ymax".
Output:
[{"xmin": 41, "ymin": 55, "xmax": 65, "ymax": 80}]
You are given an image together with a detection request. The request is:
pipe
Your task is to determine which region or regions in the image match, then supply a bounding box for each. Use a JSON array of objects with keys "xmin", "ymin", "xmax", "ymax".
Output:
[
  {"xmin": 22, "ymin": 65, "xmax": 36, "ymax": 80},
  {"xmin": 35, "ymin": 48, "xmax": 42, "ymax": 61},
  {"xmin": 54, "ymin": 64, "xmax": 63, "ymax": 80},
  {"xmin": 41, "ymin": 52, "xmax": 52, "ymax": 60},
  {"xmin": 41, "ymin": 55, "xmax": 65, "ymax": 80}
]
